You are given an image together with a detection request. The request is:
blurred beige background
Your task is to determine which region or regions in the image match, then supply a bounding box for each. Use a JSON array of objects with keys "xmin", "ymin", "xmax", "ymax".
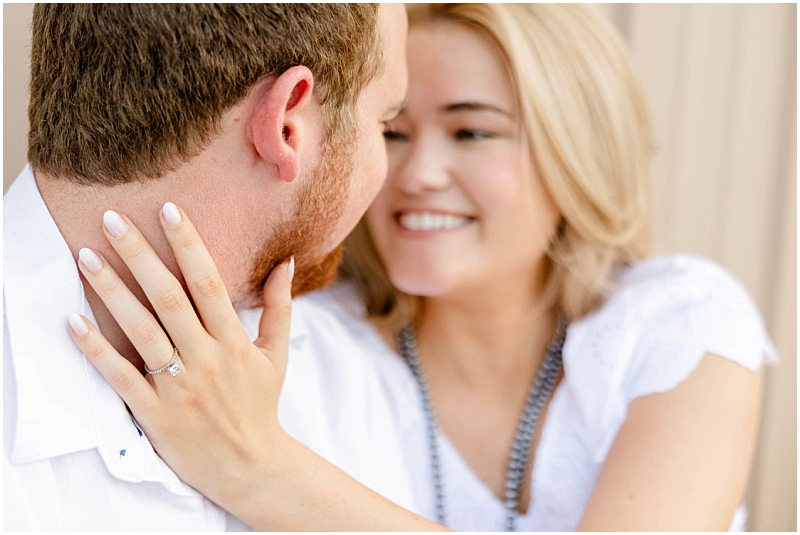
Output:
[{"xmin": 3, "ymin": 3, "xmax": 796, "ymax": 531}]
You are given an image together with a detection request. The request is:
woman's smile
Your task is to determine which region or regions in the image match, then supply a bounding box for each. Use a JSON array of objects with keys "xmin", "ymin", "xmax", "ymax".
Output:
[{"xmin": 395, "ymin": 210, "xmax": 476, "ymax": 234}]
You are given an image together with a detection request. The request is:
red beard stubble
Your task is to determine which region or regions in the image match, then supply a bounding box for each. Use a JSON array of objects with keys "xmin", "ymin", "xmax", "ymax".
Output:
[{"xmin": 248, "ymin": 125, "xmax": 355, "ymax": 300}]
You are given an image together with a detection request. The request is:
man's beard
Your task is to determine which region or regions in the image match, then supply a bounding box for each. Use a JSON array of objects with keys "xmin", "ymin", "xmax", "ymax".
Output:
[{"xmin": 247, "ymin": 127, "xmax": 355, "ymax": 302}]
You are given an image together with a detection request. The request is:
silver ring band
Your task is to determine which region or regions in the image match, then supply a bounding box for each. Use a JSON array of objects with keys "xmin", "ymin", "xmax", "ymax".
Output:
[{"xmin": 145, "ymin": 347, "xmax": 182, "ymax": 377}]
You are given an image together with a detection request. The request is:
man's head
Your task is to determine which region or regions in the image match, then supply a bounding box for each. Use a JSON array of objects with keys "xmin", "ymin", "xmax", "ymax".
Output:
[{"xmin": 28, "ymin": 4, "xmax": 408, "ymax": 306}]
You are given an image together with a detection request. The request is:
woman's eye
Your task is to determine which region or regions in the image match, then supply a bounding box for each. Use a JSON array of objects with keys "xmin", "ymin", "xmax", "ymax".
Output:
[
  {"xmin": 382, "ymin": 126, "xmax": 407, "ymax": 142},
  {"xmin": 454, "ymin": 129, "xmax": 496, "ymax": 141}
]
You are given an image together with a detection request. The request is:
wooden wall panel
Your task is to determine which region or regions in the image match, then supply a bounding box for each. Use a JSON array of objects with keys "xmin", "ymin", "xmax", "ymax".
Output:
[
  {"xmin": 717, "ymin": 5, "xmax": 794, "ymax": 310},
  {"xmin": 626, "ymin": 4, "xmax": 688, "ymax": 253},
  {"xmin": 752, "ymin": 111, "xmax": 797, "ymax": 531},
  {"xmin": 747, "ymin": 12, "xmax": 797, "ymax": 526},
  {"xmin": 602, "ymin": 4, "xmax": 797, "ymax": 531},
  {"xmin": 665, "ymin": 5, "xmax": 741, "ymax": 257},
  {"xmin": 3, "ymin": 3, "xmax": 34, "ymax": 191}
]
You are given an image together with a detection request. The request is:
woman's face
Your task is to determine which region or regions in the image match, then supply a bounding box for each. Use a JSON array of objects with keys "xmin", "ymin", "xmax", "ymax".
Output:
[{"xmin": 366, "ymin": 21, "xmax": 560, "ymax": 299}]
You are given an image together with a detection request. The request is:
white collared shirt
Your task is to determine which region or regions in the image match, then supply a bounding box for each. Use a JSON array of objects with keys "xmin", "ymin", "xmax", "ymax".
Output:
[{"xmin": 4, "ymin": 165, "xmax": 413, "ymax": 530}]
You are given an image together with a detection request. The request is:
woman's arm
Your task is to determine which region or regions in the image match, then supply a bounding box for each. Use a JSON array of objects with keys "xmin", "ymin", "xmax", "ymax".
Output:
[
  {"xmin": 68, "ymin": 203, "xmax": 447, "ymax": 531},
  {"xmin": 231, "ymin": 434, "xmax": 443, "ymax": 531},
  {"xmin": 577, "ymin": 352, "xmax": 764, "ymax": 531}
]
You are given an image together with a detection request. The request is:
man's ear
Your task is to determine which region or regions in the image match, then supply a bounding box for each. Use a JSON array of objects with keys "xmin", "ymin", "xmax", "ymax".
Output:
[{"xmin": 248, "ymin": 66, "xmax": 315, "ymax": 183}]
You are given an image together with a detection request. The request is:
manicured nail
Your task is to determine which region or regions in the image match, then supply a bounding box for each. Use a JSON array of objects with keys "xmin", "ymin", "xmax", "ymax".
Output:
[
  {"xmin": 288, "ymin": 256, "xmax": 295, "ymax": 284},
  {"xmin": 79, "ymin": 248, "xmax": 103, "ymax": 273},
  {"xmin": 103, "ymin": 210, "xmax": 128, "ymax": 238},
  {"xmin": 162, "ymin": 202, "xmax": 182, "ymax": 227},
  {"xmin": 69, "ymin": 314, "xmax": 89, "ymax": 337}
]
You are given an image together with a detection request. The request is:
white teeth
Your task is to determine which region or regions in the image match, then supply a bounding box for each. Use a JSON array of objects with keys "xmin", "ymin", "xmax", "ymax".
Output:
[
  {"xmin": 399, "ymin": 212, "xmax": 470, "ymax": 231},
  {"xmin": 421, "ymin": 213, "xmax": 433, "ymax": 229}
]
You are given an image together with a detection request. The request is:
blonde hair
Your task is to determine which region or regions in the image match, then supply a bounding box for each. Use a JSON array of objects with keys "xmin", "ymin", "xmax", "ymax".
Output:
[{"xmin": 338, "ymin": 3, "xmax": 654, "ymax": 331}]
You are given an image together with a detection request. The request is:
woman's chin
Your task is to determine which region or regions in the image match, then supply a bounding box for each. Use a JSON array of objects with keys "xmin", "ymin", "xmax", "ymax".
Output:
[{"xmin": 388, "ymin": 270, "xmax": 454, "ymax": 299}]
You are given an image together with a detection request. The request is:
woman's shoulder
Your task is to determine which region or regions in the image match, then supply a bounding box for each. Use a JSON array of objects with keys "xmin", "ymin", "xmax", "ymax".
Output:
[
  {"xmin": 293, "ymin": 282, "xmax": 376, "ymax": 343},
  {"xmin": 298, "ymin": 282, "xmax": 423, "ymax": 400},
  {"xmin": 561, "ymin": 254, "xmax": 778, "ymax": 458},
  {"xmin": 290, "ymin": 282, "xmax": 403, "ymax": 367},
  {"xmin": 615, "ymin": 253, "xmax": 752, "ymax": 298},
  {"xmin": 569, "ymin": 254, "xmax": 777, "ymax": 368},
  {"xmin": 275, "ymin": 285, "xmax": 416, "ymax": 510},
  {"xmin": 273, "ymin": 283, "xmax": 381, "ymax": 391}
]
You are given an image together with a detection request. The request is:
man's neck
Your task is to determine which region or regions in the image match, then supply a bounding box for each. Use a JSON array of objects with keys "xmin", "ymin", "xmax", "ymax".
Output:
[{"xmin": 36, "ymin": 171, "xmax": 184, "ymax": 372}]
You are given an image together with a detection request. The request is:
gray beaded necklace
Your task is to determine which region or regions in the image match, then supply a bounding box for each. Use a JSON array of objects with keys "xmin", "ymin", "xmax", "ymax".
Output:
[{"xmin": 397, "ymin": 318, "xmax": 567, "ymax": 531}]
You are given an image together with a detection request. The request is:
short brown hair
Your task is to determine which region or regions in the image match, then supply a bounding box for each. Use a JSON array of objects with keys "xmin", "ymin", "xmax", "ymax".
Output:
[{"xmin": 28, "ymin": 4, "xmax": 382, "ymax": 185}]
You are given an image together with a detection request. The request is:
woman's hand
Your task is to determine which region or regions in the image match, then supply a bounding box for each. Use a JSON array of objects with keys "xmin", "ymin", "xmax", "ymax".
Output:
[
  {"xmin": 66, "ymin": 202, "xmax": 295, "ymax": 504},
  {"xmin": 66, "ymin": 203, "xmax": 447, "ymax": 531}
]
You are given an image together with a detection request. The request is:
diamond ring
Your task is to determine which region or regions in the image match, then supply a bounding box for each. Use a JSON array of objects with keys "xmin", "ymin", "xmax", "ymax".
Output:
[{"xmin": 145, "ymin": 347, "xmax": 183, "ymax": 377}]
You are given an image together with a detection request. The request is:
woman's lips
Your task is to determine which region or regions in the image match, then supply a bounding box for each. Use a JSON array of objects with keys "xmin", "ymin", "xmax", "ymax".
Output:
[{"xmin": 395, "ymin": 210, "xmax": 475, "ymax": 232}]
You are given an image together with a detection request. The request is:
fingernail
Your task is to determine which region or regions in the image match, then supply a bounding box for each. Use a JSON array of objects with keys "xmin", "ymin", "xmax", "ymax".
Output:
[
  {"xmin": 162, "ymin": 202, "xmax": 182, "ymax": 227},
  {"xmin": 103, "ymin": 210, "xmax": 129, "ymax": 238},
  {"xmin": 69, "ymin": 314, "xmax": 89, "ymax": 337},
  {"xmin": 79, "ymin": 248, "xmax": 103, "ymax": 273},
  {"xmin": 288, "ymin": 256, "xmax": 295, "ymax": 284}
]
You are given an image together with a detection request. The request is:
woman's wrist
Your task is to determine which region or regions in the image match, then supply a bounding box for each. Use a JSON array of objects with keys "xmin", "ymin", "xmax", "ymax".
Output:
[
  {"xmin": 212, "ymin": 431, "xmax": 448, "ymax": 531},
  {"xmin": 220, "ymin": 432, "xmax": 341, "ymax": 530},
  {"xmin": 209, "ymin": 426, "xmax": 299, "ymax": 525}
]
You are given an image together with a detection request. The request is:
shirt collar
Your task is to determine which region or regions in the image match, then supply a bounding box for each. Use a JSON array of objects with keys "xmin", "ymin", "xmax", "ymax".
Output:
[{"xmin": 3, "ymin": 166, "xmax": 198, "ymax": 497}]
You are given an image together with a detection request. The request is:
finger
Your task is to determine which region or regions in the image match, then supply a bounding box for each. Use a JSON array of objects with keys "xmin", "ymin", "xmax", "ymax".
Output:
[
  {"xmin": 158, "ymin": 202, "xmax": 244, "ymax": 342},
  {"xmin": 67, "ymin": 313, "xmax": 157, "ymax": 416},
  {"xmin": 253, "ymin": 257, "xmax": 293, "ymax": 374},
  {"xmin": 101, "ymin": 210, "xmax": 206, "ymax": 351},
  {"xmin": 78, "ymin": 247, "xmax": 179, "ymax": 373}
]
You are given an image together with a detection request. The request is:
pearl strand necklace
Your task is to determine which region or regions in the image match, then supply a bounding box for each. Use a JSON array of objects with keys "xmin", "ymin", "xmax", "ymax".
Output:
[{"xmin": 397, "ymin": 319, "xmax": 566, "ymax": 531}]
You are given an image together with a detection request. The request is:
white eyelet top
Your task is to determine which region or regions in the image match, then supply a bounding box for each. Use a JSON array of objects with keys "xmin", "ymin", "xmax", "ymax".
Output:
[{"xmin": 302, "ymin": 254, "xmax": 778, "ymax": 531}]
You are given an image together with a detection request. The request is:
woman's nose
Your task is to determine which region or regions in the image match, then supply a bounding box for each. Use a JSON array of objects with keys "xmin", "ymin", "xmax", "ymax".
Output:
[{"xmin": 388, "ymin": 135, "xmax": 452, "ymax": 195}]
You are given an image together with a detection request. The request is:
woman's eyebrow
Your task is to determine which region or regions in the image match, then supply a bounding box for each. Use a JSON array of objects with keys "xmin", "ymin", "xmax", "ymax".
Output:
[
  {"xmin": 443, "ymin": 101, "xmax": 512, "ymax": 117},
  {"xmin": 388, "ymin": 94, "xmax": 409, "ymax": 115}
]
